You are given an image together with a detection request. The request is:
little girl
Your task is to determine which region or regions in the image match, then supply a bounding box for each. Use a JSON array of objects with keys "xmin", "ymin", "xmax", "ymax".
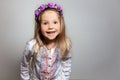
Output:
[{"xmin": 20, "ymin": 2, "xmax": 72, "ymax": 80}]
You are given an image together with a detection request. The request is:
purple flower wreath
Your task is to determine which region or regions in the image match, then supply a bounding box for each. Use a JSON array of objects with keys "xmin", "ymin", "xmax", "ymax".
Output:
[{"xmin": 34, "ymin": 2, "xmax": 63, "ymax": 21}]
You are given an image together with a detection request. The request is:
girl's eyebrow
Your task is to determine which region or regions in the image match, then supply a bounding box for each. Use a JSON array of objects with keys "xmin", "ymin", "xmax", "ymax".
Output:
[
  {"xmin": 41, "ymin": 19, "xmax": 58, "ymax": 22},
  {"xmin": 41, "ymin": 20, "xmax": 48, "ymax": 22}
]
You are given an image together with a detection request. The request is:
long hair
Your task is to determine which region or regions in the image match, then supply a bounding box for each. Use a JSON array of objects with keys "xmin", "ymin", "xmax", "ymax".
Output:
[{"xmin": 32, "ymin": 8, "xmax": 71, "ymax": 59}]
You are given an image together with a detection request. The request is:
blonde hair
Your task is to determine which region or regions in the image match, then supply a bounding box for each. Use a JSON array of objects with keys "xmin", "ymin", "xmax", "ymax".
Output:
[{"xmin": 32, "ymin": 8, "xmax": 71, "ymax": 59}]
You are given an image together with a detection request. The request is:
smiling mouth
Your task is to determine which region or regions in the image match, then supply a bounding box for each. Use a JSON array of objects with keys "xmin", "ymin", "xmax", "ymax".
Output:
[{"xmin": 46, "ymin": 31, "xmax": 56, "ymax": 34}]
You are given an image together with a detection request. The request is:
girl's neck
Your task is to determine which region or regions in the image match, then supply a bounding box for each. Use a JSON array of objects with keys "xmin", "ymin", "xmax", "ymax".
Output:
[
  {"xmin": 45, "ymin": 42, "xmax": 56, "ymax": 50},
  {"xmin": 43, "ymin": 39, "xmax": 57, "ymax": 50}
]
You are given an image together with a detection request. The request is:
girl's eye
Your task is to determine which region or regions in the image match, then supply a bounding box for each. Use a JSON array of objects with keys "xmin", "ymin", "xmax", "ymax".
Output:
[
  {"xmin": 43, "ymin": 22, "xmax": 48, "ymax": 25},
  {"xmin": 54, "ymin": 21, "xmax": 58, "ymax": 24}
]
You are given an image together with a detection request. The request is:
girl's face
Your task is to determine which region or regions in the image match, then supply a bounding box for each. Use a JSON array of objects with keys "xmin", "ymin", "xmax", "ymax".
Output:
[{"xmin": 40, "ymin": 10, "xmax": 61, "ymax": 40}]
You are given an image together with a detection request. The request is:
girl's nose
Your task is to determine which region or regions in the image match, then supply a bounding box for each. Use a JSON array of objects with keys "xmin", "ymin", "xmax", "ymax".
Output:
[{"xmin": 48, "ymin": 24, "xmax": 53, "ymax": 29}]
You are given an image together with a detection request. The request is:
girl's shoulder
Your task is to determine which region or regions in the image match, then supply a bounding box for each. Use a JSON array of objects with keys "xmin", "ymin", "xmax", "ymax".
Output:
[
  {"xmin": 27, "ymin": 38, "xmax": 36, "ymax": 45},
  {"xmin": 25, "ymin": 38, "xmax": 37, "ymax": 51}
]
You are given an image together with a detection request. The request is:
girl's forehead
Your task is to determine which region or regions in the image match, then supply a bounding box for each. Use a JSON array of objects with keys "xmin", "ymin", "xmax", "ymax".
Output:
[
  {"xmin": 41, "ymin": 10, "xmax": 59, "ymax": 20},
  {"xmin": 45, "ymin": 10, "xmax": 56, "ymax": 13},
  {"xmin": 43, "ymin": 10, "xmax": 58, "ymax": 16}
]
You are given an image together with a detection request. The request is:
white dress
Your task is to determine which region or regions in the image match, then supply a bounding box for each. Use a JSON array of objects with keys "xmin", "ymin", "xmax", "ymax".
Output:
[{"xmin": 20, "ymin": 39, "xmax": 72, "ymax": 80}]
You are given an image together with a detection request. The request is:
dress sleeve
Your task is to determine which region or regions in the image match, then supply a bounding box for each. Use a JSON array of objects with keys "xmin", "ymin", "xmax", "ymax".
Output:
[
  {"xmin": 20, "ymin": 42, "xmax": 32, "ymax": 80},
  {"xmin": 61, "ymin": 52, "xmax": 72, "ymax": 80}
]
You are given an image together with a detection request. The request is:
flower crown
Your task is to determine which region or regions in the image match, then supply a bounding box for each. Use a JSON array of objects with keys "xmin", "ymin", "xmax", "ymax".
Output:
[{"xmin": 35, "ymin": 2, "xmax": 63, "ymax": 21}]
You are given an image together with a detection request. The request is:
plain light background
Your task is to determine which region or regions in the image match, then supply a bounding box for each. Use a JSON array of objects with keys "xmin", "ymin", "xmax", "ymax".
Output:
[{"xmin": 0, "ymin": 0, "xmax": 120, "ymax": 80}]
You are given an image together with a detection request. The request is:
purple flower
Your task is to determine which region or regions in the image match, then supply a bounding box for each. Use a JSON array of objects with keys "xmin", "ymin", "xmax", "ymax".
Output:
[
  {"xmin": 48, "ymin": 2, "xmax": 55, "ymax": 8},
  {"xmin": 40, "ymin": 4, "xmax": 46, "ymax": 10},
  {"xmin": 35, "ymin": 9, "xmax": 40, "ymax": 16},
  {"xmin": 57, "ymin": 5, "xmax": 62, "ymax": 11}
]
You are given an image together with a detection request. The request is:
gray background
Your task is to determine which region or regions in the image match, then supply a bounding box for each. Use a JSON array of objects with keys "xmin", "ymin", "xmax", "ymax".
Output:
[{"xmin": 0, "ymin": 0, "xmax": 120, "ymax": 80}]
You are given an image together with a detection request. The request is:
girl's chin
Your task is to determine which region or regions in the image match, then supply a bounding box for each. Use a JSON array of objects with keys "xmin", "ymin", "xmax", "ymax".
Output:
[{"xmin": 46, "ymin": 36, "xmax": 57, "ymax": 40}]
